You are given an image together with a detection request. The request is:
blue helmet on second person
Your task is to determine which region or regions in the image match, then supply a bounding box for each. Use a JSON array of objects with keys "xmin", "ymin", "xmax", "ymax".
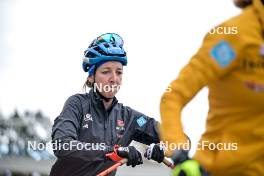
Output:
[{"xmin": 82, "ymin": 33, "xmax": 127, "ymax": 73}]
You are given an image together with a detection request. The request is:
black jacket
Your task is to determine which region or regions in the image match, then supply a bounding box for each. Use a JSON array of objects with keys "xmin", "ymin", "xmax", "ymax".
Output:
[{"xmin": 49, "ymin": 90, "xmax": 160, "ymax": 176}]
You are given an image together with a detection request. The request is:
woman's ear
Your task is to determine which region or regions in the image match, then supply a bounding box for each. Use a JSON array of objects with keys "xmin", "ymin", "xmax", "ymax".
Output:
[{"xmin": 88, "ymin": 76, "xmax": 94, "ymax": 84}]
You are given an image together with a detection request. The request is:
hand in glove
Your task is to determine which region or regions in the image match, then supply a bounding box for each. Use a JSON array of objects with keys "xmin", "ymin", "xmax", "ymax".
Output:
[
  {"xmin": 144, "ymin": 143, "xmax": 165, "ymax": 163},
  {"xmin": 107, "ymin": 145, "xmax": 143, "ymax": 167}
]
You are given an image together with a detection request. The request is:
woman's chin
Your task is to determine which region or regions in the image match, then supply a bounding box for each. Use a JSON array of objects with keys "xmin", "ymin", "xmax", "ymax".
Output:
[{"xmin": 102, "ymin": 91, "xmax": 117, "ymax": 98}]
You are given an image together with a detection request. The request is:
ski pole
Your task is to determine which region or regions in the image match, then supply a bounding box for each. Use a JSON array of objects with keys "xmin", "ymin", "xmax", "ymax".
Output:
[
  {"xmin": 162, "ymin": 157, "xmax": 175, "ymax": 169},
  {"xmin": 96, "ymin": 158, "xmax": 128, "ymax": 176}
]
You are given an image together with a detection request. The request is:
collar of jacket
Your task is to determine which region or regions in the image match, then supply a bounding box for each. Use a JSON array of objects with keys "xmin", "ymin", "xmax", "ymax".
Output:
[
  {"xmin": 253, "ymin": 0, "xmax": 264, "ymax": 31},
  {"xmin": 89, "ymin": 88, "xmax": 118, "ymax": 108}
]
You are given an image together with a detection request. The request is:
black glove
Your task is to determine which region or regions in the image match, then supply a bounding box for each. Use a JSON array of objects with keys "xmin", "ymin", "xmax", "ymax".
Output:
[
  {"xmin": 144, "ymin": 143, "xmax": 165, "ymax": 163},
  {"xmin": 170, "ymin": 149, "xmax": 189, "ymax": 165},
  {"xmin": 117, "ymin": 146, "xmax": 143, "ymax": 167}
]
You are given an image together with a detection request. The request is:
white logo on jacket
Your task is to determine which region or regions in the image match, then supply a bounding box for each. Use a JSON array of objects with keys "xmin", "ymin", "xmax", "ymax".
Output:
[
  {"xmin": 84, "ymin": 114, "xmax": 93, "ymax": 121},
  {"xmin": 83, "ymin": 124, "xmax": 89, "ymax": 128},
  {"xmin": 82, "ymin": 114, "xmax": 93, "ymax": 129}
]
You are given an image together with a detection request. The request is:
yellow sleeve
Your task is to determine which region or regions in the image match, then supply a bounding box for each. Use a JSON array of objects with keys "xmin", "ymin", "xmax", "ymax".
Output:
[{"xmin": 160, "ymin": 27, "xmax": 244, "ymax": 155}]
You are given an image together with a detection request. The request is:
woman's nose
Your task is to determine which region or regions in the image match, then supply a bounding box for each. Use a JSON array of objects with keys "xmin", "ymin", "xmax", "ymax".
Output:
[{"xmin": 110, "ymin": 72, "xmax": 119, "ymax": 83}]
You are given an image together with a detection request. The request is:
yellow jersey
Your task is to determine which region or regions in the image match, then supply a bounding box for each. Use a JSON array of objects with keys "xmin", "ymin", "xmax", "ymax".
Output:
[{"xmin": 160, "ymin": 0, "xmax": 264, "ymax": 175}]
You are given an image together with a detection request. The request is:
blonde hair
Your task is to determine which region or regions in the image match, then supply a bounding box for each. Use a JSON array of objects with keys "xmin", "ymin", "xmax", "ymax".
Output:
[{"xmin": 234, "ymin": 0, "xmax": 252, "ymax": 8}]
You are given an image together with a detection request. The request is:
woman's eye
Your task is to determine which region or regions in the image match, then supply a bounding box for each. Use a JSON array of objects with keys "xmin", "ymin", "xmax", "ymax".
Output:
[
  {"xmin": 102, "ymin": 71, "xmax": 109, "ymax": 74},
  {"xmin": 117, "ymin": 71, "xmax": 123, "ymax": 75}
]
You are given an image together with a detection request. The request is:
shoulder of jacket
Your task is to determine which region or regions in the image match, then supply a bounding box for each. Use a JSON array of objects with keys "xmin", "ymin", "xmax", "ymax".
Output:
[
  {"xmin": 227, "ymin": 6, "xmax": 258, "ymax": 30},
  {"xmin": 218, "ymin": 6, "xmax": 258, "ymax": 38},
  {"xmin": 66, "ymin": 93, "xmax": 90, "ymax": 104},
  {"xmin": 202, "ymin": 11, "xmax": 255, "ymax": 51}
]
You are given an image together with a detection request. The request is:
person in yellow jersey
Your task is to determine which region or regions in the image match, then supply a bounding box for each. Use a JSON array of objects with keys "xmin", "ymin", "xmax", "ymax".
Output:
[{"xmin": 157, "ymin": 0, "xmax": 264, "ymax": 175}]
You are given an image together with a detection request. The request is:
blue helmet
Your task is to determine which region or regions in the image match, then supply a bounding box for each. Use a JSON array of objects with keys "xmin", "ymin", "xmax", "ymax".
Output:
[{"xmin": 82, "ymin": 33, "xmax": 127, "ymax": 73}]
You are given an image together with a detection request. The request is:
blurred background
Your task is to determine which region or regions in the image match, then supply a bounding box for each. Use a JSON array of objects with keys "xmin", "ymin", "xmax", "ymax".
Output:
[{"xmin": 0, "ymin": 0, "xmax": 240, "ymax": 175}]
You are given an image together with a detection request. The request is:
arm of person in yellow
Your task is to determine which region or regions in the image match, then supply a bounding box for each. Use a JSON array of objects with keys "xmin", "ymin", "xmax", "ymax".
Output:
[{"xmin": 160, "ymin": 21, "xmax": 244, "ymax": 155}]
